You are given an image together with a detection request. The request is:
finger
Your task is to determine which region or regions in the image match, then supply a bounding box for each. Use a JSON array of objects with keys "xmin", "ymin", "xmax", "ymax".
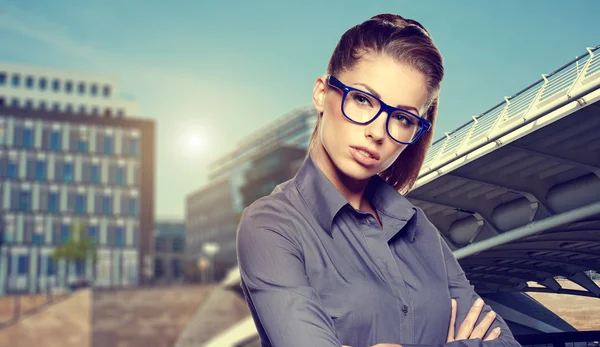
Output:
[
  {"xmin": 456, "ymin": 298, "xmax": 484, "ymax": 340},
  {"xmin": 447, "ymin": 299, "xmax": 457, "ymax": 342},
  {"xmin": 484, "ymin": 327, "xmax": 501, "ymax": 341},
  {"xmin": 469, "ymin": 310, "xmax": 496, "ymax": 339}
]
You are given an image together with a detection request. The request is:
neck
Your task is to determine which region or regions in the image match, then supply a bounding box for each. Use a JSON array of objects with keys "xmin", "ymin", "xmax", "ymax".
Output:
[{"xmin": 310, "ymin": 145, "xmax": 370, "ymax": 211}]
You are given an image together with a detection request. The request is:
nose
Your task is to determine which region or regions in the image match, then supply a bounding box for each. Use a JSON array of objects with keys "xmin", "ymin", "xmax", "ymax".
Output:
[{"xmin": 365, "ymin": 111, "xmax": 387, "ymax": 143}]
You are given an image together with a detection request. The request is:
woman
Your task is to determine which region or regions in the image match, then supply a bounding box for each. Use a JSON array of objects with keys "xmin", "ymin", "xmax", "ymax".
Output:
[{"xmin": 237, "ymin": 13, "xmax": 521, "ymax": 347}]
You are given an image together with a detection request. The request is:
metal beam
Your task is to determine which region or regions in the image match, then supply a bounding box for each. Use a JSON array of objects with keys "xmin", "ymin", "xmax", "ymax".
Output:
[
  {"xmin": 459, "ymin": 253, "xmax": 600, "ymax": 273},
  {"xmin": 491, "ymin": 243, "xmax": 600, "ymax": 257},
  {"xmin": 523, "ymin": 287, "xmax": 600, "ymax": 298},
  {"xmin": 460, "ymin": 258, "xmax": 581, "ymax": 279},
  {"xmin": 408, "ymin": 196, "xmax": 502, "ymax": 236},
  {"xmin": 447, "ymin": 171, "xmax": 554, "ymax": 216},
  {"xmin": 507, "ymin": 143, "xmax": 600, "ymax": 176},
  {"xmin": 464, "ymin": 268, "xmax": 540, "ymax": 284},
  {"xmin": 453, "ymin": 201, "xmax": 600, "ymax": 259}
]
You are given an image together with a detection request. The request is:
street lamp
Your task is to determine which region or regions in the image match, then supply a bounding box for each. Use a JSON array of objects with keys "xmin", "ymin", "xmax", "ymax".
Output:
[{"xmin": 202, "ymin": 243, "xmax": 220, "ymax": 284}]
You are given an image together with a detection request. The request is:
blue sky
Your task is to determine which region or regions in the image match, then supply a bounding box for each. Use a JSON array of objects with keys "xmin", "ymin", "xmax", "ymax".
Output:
[{"xmin": 0, "ymin": 0, "xmax": 598, "ymax": 219}]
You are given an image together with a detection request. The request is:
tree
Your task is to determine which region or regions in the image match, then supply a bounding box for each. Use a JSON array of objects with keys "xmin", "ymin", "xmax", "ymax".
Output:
[{"xmin": 52, "ymin": 220, "xmax": 97, "ymax": 288}]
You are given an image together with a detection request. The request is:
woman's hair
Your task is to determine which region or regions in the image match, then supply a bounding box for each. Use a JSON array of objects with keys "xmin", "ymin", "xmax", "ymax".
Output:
[{"xmin": 308, "ymin": 13, "xmax": 444, "ymax": 195}]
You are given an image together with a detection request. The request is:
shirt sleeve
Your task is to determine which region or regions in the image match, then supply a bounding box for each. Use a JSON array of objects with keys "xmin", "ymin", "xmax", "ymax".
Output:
[
  {"xmin": 434, "ymin": 237, "xmax": 523, "ymax": 347},
  {"xmin": 236, "ymin": 205, "xmax": 343, "ymax": 347}
]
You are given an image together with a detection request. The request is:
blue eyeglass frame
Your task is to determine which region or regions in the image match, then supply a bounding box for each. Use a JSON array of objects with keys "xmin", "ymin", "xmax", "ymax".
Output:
[{"xmin": 326, "ymin": 75, "xmax": 431, "ymax": 145}]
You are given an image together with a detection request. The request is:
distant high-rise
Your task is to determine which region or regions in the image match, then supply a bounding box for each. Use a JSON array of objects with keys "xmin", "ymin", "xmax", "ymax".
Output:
[{"xmin": 0, "ymin": 61, "xmax": 155, "ymax": 295}]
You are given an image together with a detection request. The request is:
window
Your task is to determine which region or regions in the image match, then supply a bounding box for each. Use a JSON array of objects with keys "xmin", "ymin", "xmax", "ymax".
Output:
[
  {"xmin": 91, "ymin": 107, "xmax": 99, "ymax": 116},
  {"xmin": 32, "ymin": 228, "xmax": 45, "ymax": 245},
  {"xmin": 8, "ymin": 160, "xmax": 18, "ymax": 178},
  {"xmin": 23, "ymin": 128, "xmax": 34, "ymax": 148},
  {"xmin": 60, "ymin": 224, "xmax": 70, "ymax": 243},
  {"xmin": 48, "ymin": 192, "xmax": 59, "ymax": 212},
  {"xmin": 20, "ymin": 190, "xmax": 31, "ymax": 212},
  {"xmin": 91, "ymin": 164, "xmax": 100, "ymax": 184},
  {"xmin": 39, "ymin": 101, "xmax": 47, "ymax": 110},
  {"xmin": 52, "ymin": 103, "xmax": 60, "ymax": 112},
  {"xmin": 103, "ymin": 196, "xmax": 112, "ymax": 215},
  {"xmin": 63, "ymin": 162, "xmax": 73, "ymax": 182},
  {"xmin": 78, "ymin": 105, "xmax": 86, "ymax": 114},
  {"xmin": 24, "ymin": 99, "xmax": 33, "ymax": 109},
  {"xmin": 129, "ymin": 197, "xmax": 138, "ymax": 216},
  {"xmin": 35, "ymin": 160, "xmax": 46, "ymax": 180},
  {"xmin": 78, "ymin": 82, "xmax": 86, "ymax": 95},
  {"xmin": 104, "ymin": 135, "xmax": 113, "ymax": 154},
  {"xmin": 47, "ymin": 256, "xmax": 56, "ymax": 275},
  {"xmin": 25, "ymin": 76, "xmax": 34, "ymax": 89},
  {"xmin": 0, "ymin": 97, "xmax": 4, "ymax": 108},
  {"xmin": 50, "ymin": 130, "xmax": 61, "ymax": 150},
  {"xmin": 11, "ymin": 98, "xmax": 19, "ymax": 107},
  {"xmin": 102, "ymin": 85, "xmax": 111, "ymax": 97},
  {"xmin": 65, "ymin": 81, "xmax": 73, "ymax": 93},
  {"xmin": 115, "ymin": 227, "xmax": 124, "ymax": 246},
  {"xmin": 65, "ymin": 104, "xmax": 74, "ymax": 113},
  {"xmin": 75, "ymin": 260, "xmax": 85, "ymax": 276},
  {"xmin": 90, "ymin": 84, "xmax": 98, "ymax": 96},
  {"xmin": 129, "ymin": 139, "xmax": 140, "ymax": 157},
  {"xmin": 52, "ymin": 79, "xmax": 60, "ymax": 92},
  {"xmin": 0, "ymin": 72, "xmax": 6, "ymax": 85},
  {"xmin": 39, "ymin": 78, "xmax": 47, "ymax": 90},
  {"xmin": 77, "ymin": 138, "xmax": 88, "ymax": 153},
  {"xmin": 117, "ymin": 167, "xmax": 126, "ymax": 185},
  {"xmin": 75, "ymin": 193, "xmax": 86, "ymax": 214},
  {"xmin": 117, "ymin": 109, "xmax": 124, "ymax": 117},
  {"xmin": 17, "ymin": 255, "xmax": 29, "ymax": 275},
  {"xmin": 12, "ymin": 74, "xmax": 21, "ymax": 87},
  {"xmin": 104, "ymin": 108, "xmax": 112, "ymax": 117},
  {"xmin": 87, "ymin": 225, "xmax": 98, "ymax": 244}
]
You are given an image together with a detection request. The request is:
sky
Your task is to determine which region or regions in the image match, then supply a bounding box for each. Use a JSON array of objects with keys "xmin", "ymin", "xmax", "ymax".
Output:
[{"xmin": 0, "ymin": 0, "xmax": 598, "ymax": 219}]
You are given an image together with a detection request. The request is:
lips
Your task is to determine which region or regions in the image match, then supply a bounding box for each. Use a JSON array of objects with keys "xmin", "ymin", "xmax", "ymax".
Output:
[{"xmin": 350, "ymin": 146, "xmax": 380, "ymax": 160}]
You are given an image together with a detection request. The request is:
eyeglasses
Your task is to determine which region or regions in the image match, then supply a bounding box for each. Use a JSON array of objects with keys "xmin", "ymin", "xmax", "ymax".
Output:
[{"xmin": 327, "ymin": 75, "xmax": 431, "ymax": 145}]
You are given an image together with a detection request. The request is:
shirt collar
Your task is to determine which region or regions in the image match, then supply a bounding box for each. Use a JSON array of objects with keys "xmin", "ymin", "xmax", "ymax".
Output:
[{"xmin": 294, "ymin": 153, "xmax": 417, "ymax": 242}]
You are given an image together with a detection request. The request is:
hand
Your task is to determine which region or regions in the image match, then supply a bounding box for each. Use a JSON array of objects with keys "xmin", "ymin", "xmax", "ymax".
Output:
[{"xmin": 447, "ymin": 298, "xmax": 501, "ymax": 342}]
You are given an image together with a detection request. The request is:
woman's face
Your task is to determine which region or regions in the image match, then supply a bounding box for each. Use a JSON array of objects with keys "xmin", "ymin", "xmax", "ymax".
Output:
[{"xmin": 312, "ymin": 53, "xmax": 430, "ymax": 183}]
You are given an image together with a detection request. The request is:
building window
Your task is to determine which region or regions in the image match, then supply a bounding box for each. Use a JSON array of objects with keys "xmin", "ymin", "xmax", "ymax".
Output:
[
  {"xmin": 91, "ymin": 164, "xmax": 100, "ymax": 184},
  {"xmin": 104, "ymin": 108, "xmax": 112, "ymax": 117},
  {"xmin": 104, "ymin": 135, "xmax": 113, "ymax": 154},
  {"xmin": 129, "ymin": 138, "xmax": 139, "ymax": 157},
  {"xmin": 78, "ymin": 105, "xmax": 86, "ymax": 114},
  {"xmin": 20, "ymin": 190, "xmax": 31, "ymax": 212},
  {"xmin": 47, "ymin": 256, "xmax": 56, "ymax": 275},
  {"xmin": 64, "ymin": 162, "xmax": 73, "ymax": 182},
  {"xmin": 39, "ymin": 78, "xmax": 47, "ymax": 90},
  {"xmin": 24, "ymin": 99, "xmax": 33, "ymax": 109},
  {"xmin": 129, "ymin": 197, "xmax": 138, "ymax": 216},
  {"xmin": 8, "ymin": 160, "xmax": 18, "ymax": 178},
  {"xmin": 65, "ymin": 81, "xmax": 73, "ymax": 93},
  {"xmin": 87, "ymin": 225, "xmax": 98, "ymax": 244},
  {"xmin": 117, "ymin": 167, "xmax": 126, "ymax": 186},
  {"xmin": 35, "ymin": 160, "xmax": 46, "ymax": 180},
  {"xmin": 48, "ymin": 192, "xmax": 59, "ymax": 212},
  {"xmin": 65, "ymin": 104, "xmax": 74, "ymax": 113},
  {"xmin": 78, "ymin": 82, "xmax": 86, "ymax": 95},
  {"xmin": 11, "ymin": 98, "xmax": 19, "ymax": 108},
  {"xmin": 60, "ymin": 224, "xmax": 70, "ymax": 243},
  {"xmin": 75, "ymin": 193, "xmax": 86, "ymax": 214},
  {"xmin": 18, "ymin": 255, "xmax": 29, "ymax": 275},
  {"xmin": 23, "ymin": 128, "xmax": 34, "ymax": 148},
  {"xmin": 25, "ymin": 76, "xmax": 34, "ymax": 89},
  {"xmin": 32, "ymin": 228, "xmax": 45, "ymax": 245},
  {"xmin": 12, "ymin": 74, "xmax": 21, "ymax": 87},
  {"xmin": 50, "ymin": 130, "xmax": 62, "ymax": 150},
  {"xmin": 115, "ymin": 226, "xmax": 124, "ymax": 247},
  {"xmin": 117, "ymin": 109, "xmax": 124, "ymax": 117},
  {"xmin": 90, "ymin": 84, "xmax": 98, "ymax": 96},
  {"xmin": 52, "ymin": 103, "xmax": 60, "ymax": 112},
  {"xmin": 39, "ymin": 101, "xmax": 47, "ymax": 110},
  {"xmin": 0, "ymin": 72, "xmax": 6, "ymax": 85},
  {"xmin": 77, "ymin": 138, "xmax": 88, "ymax": 153},
  {"xmin": 102, "ymin": 85, "xmax": 111, "ymax": 98},
  {"xmin": 91, "ymin": 107, "xmax": 99, "ymax": 116},
  {"xmin": 102, "ymin": 196, "xmax": 112, "ymax": 215},
  {"xmin": 52, "ymin": 79, "xmax": 60, "ymax": 92},
  {"xmin": 0, "ymin": 97, "xmax": 4, "ymax": 108}
]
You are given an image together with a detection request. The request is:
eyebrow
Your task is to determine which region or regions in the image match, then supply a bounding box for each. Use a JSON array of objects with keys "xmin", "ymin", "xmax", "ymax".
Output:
[{"xmin": 354, "ymin": 82, "xmax": 421, "ymax": 115}]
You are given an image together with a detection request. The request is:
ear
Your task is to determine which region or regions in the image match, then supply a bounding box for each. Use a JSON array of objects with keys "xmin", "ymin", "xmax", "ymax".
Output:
[{"xmin": 312, "ymin": 76, "xmax": 327, "ymax": 114}]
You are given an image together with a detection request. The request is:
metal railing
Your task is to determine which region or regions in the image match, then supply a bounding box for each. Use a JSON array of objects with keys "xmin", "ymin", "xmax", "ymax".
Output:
[{"xmin": 419, "ymin": 45, "xmax": 600, "ymax": 180}]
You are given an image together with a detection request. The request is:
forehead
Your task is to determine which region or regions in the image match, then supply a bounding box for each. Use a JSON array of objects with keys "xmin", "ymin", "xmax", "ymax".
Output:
[{"xmin": 338, "ymin": 54, "xmax": 430, "ymax": 114}]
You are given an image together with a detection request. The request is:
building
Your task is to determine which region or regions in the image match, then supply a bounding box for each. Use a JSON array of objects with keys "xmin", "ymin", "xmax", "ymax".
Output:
[
  {"xmin": 0, "ymin": 61, "xmax": 155, "ymax": 295},
  {"xmin": 185, "ymin": 106, "xmax": 316, "ymax": 282},
  {"xmin": 153, "ymin": 220, "xmax": 185, "ymax": 284}
]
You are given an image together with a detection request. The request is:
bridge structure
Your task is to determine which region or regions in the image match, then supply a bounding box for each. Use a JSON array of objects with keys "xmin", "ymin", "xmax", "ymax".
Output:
[{"xmin": 195, "ymin": 46, "xmax": 600, "ymax": 347}]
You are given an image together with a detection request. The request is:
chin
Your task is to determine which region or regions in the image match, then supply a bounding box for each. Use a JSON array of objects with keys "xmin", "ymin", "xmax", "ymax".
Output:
[{"xmin": 337, "ymin": 157, "xmax": 377, "ymax": 181}]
